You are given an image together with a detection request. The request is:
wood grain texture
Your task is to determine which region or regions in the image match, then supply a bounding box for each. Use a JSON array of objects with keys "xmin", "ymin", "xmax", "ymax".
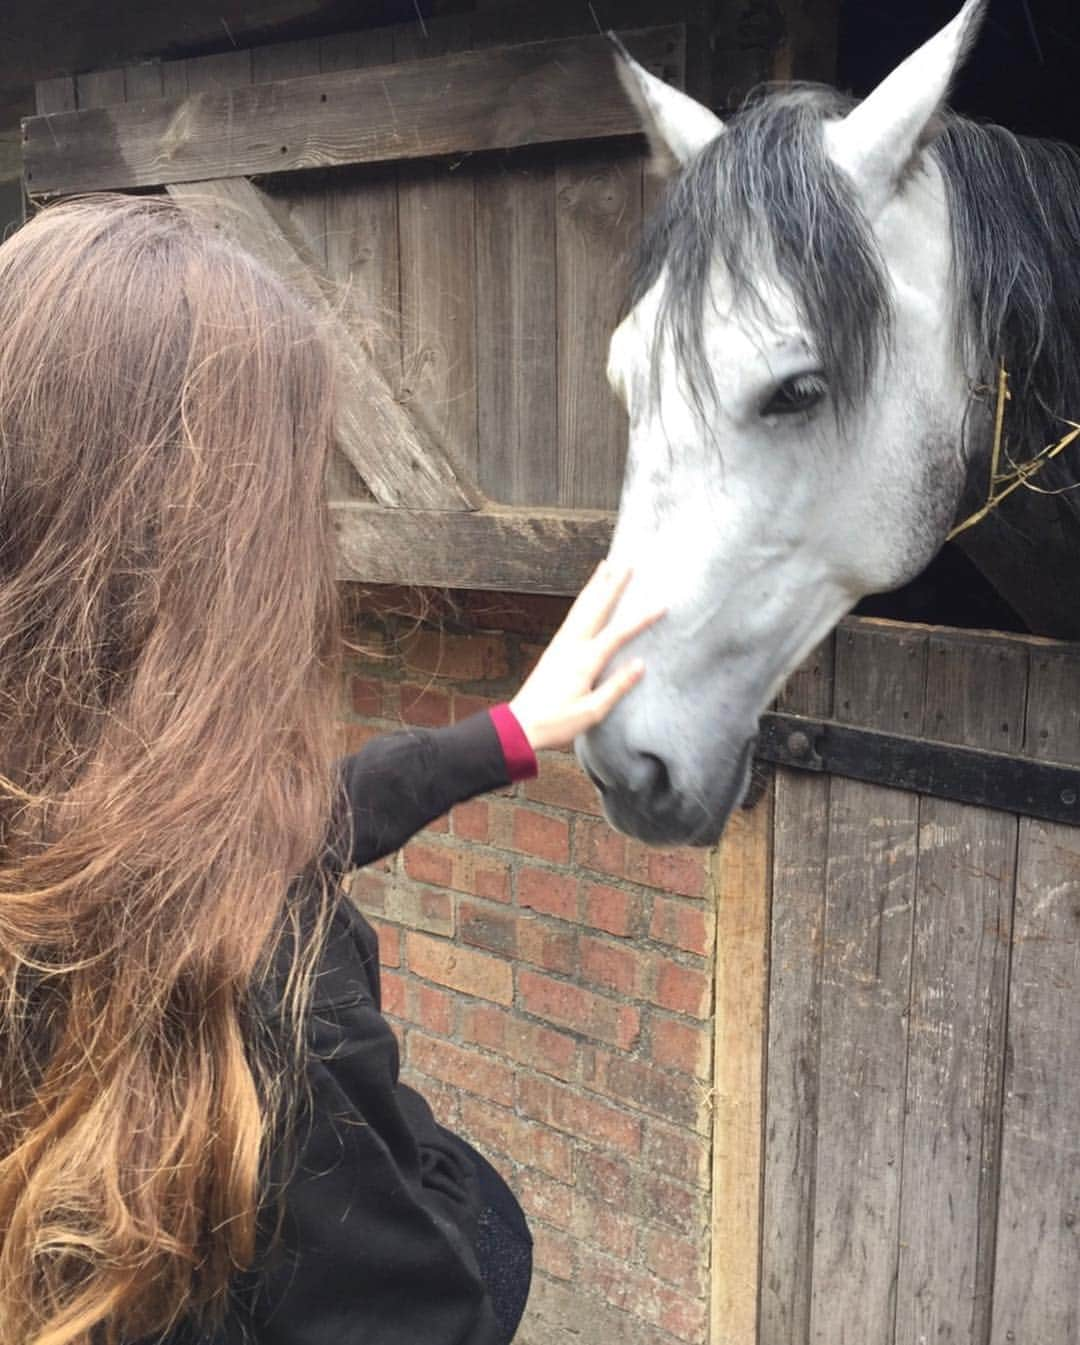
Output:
[
  {"xmin": 330, "ymin": 502, "xmax": 612, "ymax": 593},
  {"xmin": 760, "ymin": 637, "xmax": 835, "ymax": 1345},
  {"xmin": 23, "ymin": 28, "xmax": 683, "ymax": 196},
  {"xmin": 165, "ymin": 177, "xmax": 478, "ymax": 511},
  {"xmin": 711, "ymin": 793, "xmax": 773, "ymax": 1345},
  {"xmin": 475, "ymin": 152, "xmax": 558, "ymax": 503},
  {"xmin": 894, "ymin": 632, "xmax": 1023, "ymax": 1345},
  {"xmin": 809, "ymin": 623, "xmax": 928, "ymax": 1345},
  {"xmin": 394, "ymin": 17, "xmax": 479, "ymax": 479},
  {"xmin": 555, "ymin": 143, "xmax": 639, "ymax": 508},
  {"xmin": 991, "ymin": 643, "xmax": 1080, "ymax": 1345}
]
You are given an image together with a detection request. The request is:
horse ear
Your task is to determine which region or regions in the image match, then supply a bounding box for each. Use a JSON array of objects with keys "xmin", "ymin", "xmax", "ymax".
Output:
[
  {"xmin": 825, "ymin": 0, "xmax": 987, "ymax": 215},
  {"xmin": 611, "ymin": 35, "xmax": 725, "ymax": 171}
]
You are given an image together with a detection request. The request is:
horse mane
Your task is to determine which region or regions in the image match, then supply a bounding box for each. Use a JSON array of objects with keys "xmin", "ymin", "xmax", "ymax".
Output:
[
  {"xmin": 634, "ymin": 83, "xmax": 1080, "ymax": 501},
  {"xmin": 934, "ymin": 119, "xmax": 1080, "ymax": 498}
]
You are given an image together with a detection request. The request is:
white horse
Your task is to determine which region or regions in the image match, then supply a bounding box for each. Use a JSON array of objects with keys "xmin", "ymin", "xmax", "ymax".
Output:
[{"xmin": 579, "ymin": 0, "xmax": 1080, "ymax": 845}]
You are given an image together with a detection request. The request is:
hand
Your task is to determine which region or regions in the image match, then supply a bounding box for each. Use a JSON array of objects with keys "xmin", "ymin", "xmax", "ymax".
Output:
[{"xmin": 508, "ymin": 561, "xmax": 665, "ymax": 752}]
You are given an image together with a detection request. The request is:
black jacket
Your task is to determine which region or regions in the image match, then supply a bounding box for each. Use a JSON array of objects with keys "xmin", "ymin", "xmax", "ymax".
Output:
[{"xmin": 166, "ymin": 712, "xmax": 519, "ymax": 1345}]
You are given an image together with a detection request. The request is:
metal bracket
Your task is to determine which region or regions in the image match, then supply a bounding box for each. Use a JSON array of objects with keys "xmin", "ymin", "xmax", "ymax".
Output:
[{"xmin": 756, "ymin": 712, "xmax": 1080, "ymax": 827}]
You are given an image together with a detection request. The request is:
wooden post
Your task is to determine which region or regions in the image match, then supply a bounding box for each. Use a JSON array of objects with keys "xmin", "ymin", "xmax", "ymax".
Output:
[{"xmin": 711, "ymin": 791, "xmax": 773, "ymax": 1344}]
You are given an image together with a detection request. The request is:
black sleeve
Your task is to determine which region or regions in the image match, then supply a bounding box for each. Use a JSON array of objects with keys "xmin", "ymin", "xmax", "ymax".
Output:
[
  {"xmin": 329, "ymin": 712, "xmax": 511, "ymax": 871},
  {"xmin": 242, "ymin": 910, "xmax": 505, "ymax": 1345}
]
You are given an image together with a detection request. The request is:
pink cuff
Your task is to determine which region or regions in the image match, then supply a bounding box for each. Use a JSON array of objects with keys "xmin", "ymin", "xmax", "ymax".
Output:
[{"xmin": 489, "ymin": 704, "xmax": 538, "ymax": 781}]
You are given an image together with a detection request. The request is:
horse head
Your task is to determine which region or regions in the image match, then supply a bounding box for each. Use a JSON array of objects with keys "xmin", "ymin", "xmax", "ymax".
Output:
[{"xmin": 579, "ymin": 1, "xmax": 992, "ymax": 845}]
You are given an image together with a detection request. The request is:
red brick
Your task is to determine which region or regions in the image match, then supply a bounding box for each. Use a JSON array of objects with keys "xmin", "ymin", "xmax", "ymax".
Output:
[
  {"xmin": 575, "ymin": 817, "xmax": 628, "ymax": 879},
  {"xmin": 643, "ymin": 1122, "xmax": 710, "ymax": 1189},
  {"xmin": 640, "ymin": 1171, "xmax": 705, "ymax": 1237},
  {"xmin": 524, "ymin": 754, "xmax": 603, "ymax": 816},
  {"xmin": 397, "ymin": 684, "xmax": 452, "ymax": 727},
  {"xmin": 572, "ymin": 1193, "xmax": 637, "ymax": 1259},
  {"xmin": 381, "ymin": 969, "xmax": 406, "ymax": 1017},
  {"xmin": 426, "ymin": 814, "xmax": 450, "ymax": 835},
  {"xmin": 574, "ymin": 1150, "xmax": 633, "ymax": 1207},
  {"xmin": 579, "ymin": 936, "xmax": 641, "ymax": 997},
  {"xmin": 517, "ymin": 866, "xmax": 578, "ymax": 921},
  {"xmin": 458, "ymin": 1096, "xmax": 573, "ymax": 1183},
  {"xmin": 583, "ymin": 882, "xmax": 636, "ymax": 937},
  {"xmin": 651, "ymin": 1017, "xmax": 712, "ymax": 1079},
  {"xmin": 643, "ymin": 849, "xmax": 707, "ymax": 899},
  {"xmin": 403, "ymin": 842, "xmax": 454, "ymax": 888},
  {"xmin": 651, "ymin": 959, "xmax": 712, "ymax": 1019},
  {"xmin": 586, "ymin": 1049, "xmax": 706, "ymax": 1131},
  {"xmin": 643, "ymin": 1228, "xmax": 709, "ymax": 1296},
  {"xmin": 402, "ymin": 630, "xmax": 510, "ymax": 682},
  {"xmin": 517, "ymin": 1170, "xmax": 573, "ymax": 1230},
  {"xmin": 458, "ymin": 1004, "xmax": 578, "ymax": 1081},
  {"xmin": 518, "ymin": 1075, "xmax": 642, "ymax": 1156},
  {"xmin": 532, "ymin": 1225, "xmax": 575, "ymax": 1281},
  {"xmin": 511, "ymin": 808, "xmax": 570, "ymax": 864},
  {"xmin": 452, "ymin": 692, "xmax": 498, "ymax": 723},
  {"xmin": 408, "ymin": 1032, "xmax": 516, "ymax": 1107},
  {"xmin": 649, "ymin": 896, "xmax": 711, "ymax": 955},
  {"xmin": 459, "ymin": 900, "xmax": 516, "ymax": 958},
  {"xmin": 406, "ymin": 932, "xmax": 512, "ymax": 1005},
  {"xmin": 369, "ymin": 918, "xmax": 401, "ymax": 967},
  {"xmin": 451, "ymin": 799, "xmax": 489, "ymax": 842},
  {"xmin": 408, "ymin": 983, "xmax": 454, "ymax": 1037},
  {"xmin": 518, "ymin": 970, "xmax": 639, "ymax": 1049},
  {"xmin": 577, "ymin": 1247, "xmax": 708, "ymax": 1344},
  {"xmin": 517, "ymin": 918, "xmax": 577, "ymax": 976},
  {"xmin": 350, "ymin": 675, "xmax": 387, "ymax": 718},
  {"xmin": 384, "ymin": 882, "xmax": 454, "ymax": 937},
  {"xmin": 462, "ymin": 857, "xmax": 511, "ymax": 903}
]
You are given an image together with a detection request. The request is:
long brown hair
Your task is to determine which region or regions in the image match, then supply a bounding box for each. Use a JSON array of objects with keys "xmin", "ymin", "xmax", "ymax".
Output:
[{"xmin": 0, "ymin": 194, "xmax": 343, "ymax": 1343}]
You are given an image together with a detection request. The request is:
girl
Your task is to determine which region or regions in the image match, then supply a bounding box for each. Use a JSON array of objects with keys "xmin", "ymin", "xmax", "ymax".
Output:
[{"xmin": 0, "ymin": 194, "xmax": 657, "ymax": 1344}]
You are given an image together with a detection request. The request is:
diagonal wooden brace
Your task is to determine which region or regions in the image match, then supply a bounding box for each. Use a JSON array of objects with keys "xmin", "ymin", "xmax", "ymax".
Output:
[{"xmin": 166, "ymin": 177, "xmax": 481, "ymax": 511}]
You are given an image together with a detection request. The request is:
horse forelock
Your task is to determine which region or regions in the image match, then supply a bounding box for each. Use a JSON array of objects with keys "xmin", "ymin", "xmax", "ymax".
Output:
[{"xmin": 630, "ymin": 84, "xmax": 893, "ymax": 422}]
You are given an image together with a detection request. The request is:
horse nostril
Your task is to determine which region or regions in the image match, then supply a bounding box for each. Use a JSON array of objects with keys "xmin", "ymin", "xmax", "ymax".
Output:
[{"xmin": 637, "ymin": 751, "xmax": 673, "ymax": 804}]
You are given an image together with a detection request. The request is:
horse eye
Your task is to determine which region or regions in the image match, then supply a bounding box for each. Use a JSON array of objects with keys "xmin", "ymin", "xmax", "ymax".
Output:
[{"xmin": 761, "ymin": 372, "xmax": 828, "ymax": 417}]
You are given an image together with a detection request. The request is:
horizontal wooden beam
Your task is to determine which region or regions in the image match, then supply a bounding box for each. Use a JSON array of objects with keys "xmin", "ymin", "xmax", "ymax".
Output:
[
  {"xmin": 22, "ymin": 27, "xmax": 682, "ymax": 197},
  {"xmin": 167, "ymin": 177, "xmax": 478, "ymax": 510},
  {"xmin": 331, "ymin": 502, "xmax": 613, "ymax": 594}
]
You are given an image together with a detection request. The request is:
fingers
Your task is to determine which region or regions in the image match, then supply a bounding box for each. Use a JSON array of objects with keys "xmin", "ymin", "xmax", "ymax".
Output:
[
  {"xmin": 561, "ymin": 560, "xmax": 632, "ymax": 640},
  {"xmin": 595, "ymin": 603, "xmax": 666, "ymax": 669},
  {"xmin": 577, "ymin": 657, "xmax": 645, "ymax": 729}
]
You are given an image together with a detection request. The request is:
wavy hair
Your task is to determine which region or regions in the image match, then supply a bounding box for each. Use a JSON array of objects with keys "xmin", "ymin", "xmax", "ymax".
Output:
[{"xmin": 0, "ymin": 194, "xmax": 342, "ymax": 1343}]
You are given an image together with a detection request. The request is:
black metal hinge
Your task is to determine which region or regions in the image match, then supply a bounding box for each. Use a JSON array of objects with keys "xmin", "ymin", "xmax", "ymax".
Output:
[{"xmin": 756, "ymin": 712, "xmax": 1080, "ymax": 827}]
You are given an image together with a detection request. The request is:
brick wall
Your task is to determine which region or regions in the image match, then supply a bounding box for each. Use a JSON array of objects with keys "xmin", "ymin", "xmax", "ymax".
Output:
[{"xmin": 340, "ymin": 589, "xmax": 717, "ymax": 1345}]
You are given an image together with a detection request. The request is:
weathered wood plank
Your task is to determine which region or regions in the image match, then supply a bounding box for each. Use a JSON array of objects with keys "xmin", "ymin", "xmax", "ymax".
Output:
[
  {"xmin": 555, "ymin": 143, "xmax": 639, "ymax": 508},
  {"xmin": 34, "ymin": 77, "xmax": 76, "ymax": 115},
  {"xmin": 760, "ymin": 636, "xmax": 835, "ymax": 1345},
  {"xmin": 330, "ymin": 502, "xmax": 612, "ymax": 593},
  {"xmin": 991, "ymin": 644, "xmax": 1080, "ymax": 1345},
  {"xmin": 809, "ymin": 623, "xmax": 927, "ymax": 1345},
  {"xmin": 321, "ymin": 28, "xmax": 399, "ymax": 386},
  {"xmin": 711, "ymin": 791, "xmax": 773, "ymax": 1345},
  {"xmin": 394, "ymin": 17, "xmax": 479, "ymax": 481},
  {"xmin": 475, "ymin": 153, "xmax": 558, "ymax": 503},
  {"xmin": 164, "ymin": 176, "xmax": 478, "ymax": 512},
  {"xmin": 23, "ymin": 28, "xmax": 683, "ymax": 197},
  {"xmin": 75, "ymin": 68, "xmax": 126, "ymax": 110},
  {"xmin": 894, "ymin": 632, "xmax": 1023, "ymax": 1345}
]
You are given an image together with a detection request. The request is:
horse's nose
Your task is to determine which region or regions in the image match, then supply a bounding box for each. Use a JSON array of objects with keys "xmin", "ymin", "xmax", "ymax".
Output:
[{"xmin": 581, "ymin": 740, "xmax": 678, "ymax": 817}]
